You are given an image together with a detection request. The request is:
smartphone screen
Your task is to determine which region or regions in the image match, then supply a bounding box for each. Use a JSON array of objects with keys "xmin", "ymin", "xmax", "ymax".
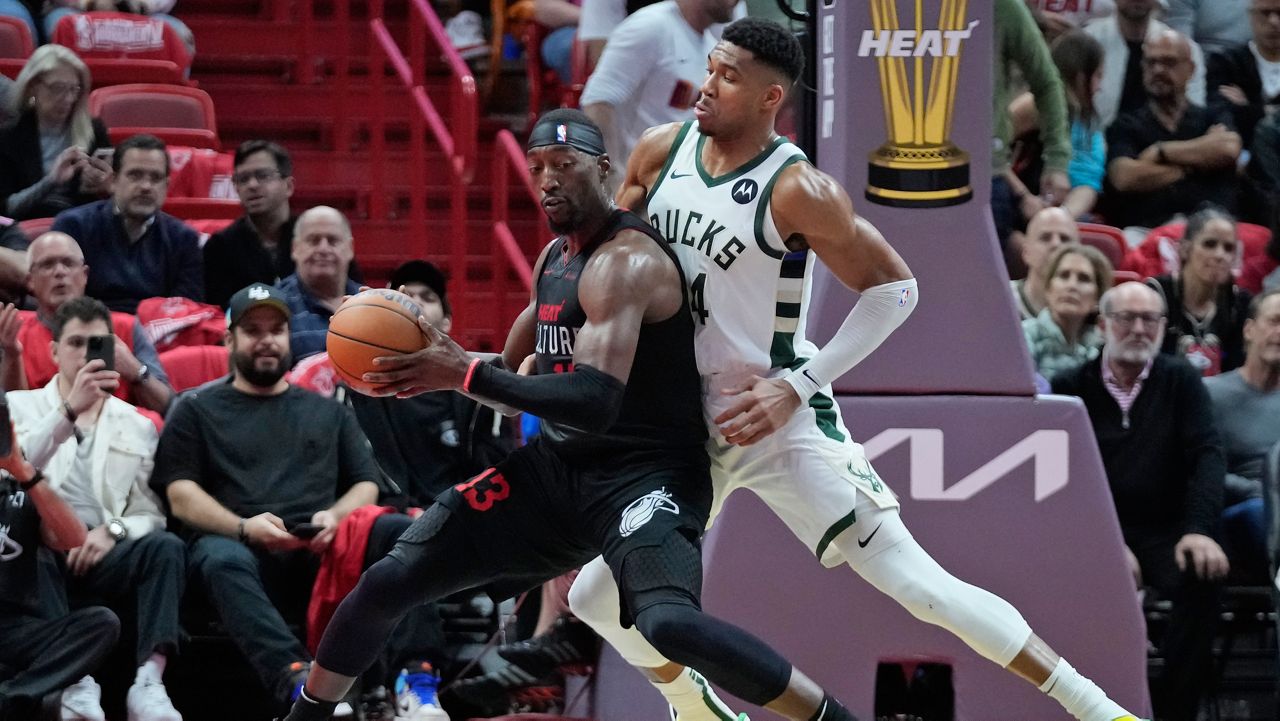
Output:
[
  {"xmin": 85, "ymin": 335, "xmax": 114, "ymax": 372},
  {"xmin": 289, "ymin": 523, "xmax": 324, "ymax": 539}
]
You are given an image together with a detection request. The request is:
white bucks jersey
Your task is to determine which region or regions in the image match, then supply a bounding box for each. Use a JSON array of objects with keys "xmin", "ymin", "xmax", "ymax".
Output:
[{"xmin": 646, "ymin": 122, "xmax": 816, "ymax": 378}]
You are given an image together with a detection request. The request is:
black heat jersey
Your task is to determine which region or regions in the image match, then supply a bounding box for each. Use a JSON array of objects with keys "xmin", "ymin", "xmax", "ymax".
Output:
[{"xmin": 533, "ymin": 209, "xmax": 706, "ymax": 456}]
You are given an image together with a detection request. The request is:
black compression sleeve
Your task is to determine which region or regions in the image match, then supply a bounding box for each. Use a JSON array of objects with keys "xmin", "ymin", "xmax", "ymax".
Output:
[{"xmin": 468, "ymin": 362, "xmax": 625, "ymax": 432}]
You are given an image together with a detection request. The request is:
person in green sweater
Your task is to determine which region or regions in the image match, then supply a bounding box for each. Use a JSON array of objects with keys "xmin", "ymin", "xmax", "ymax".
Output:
[{"xmin": 993, "ymin": 0, "xmax": 1071, "ymax": 250}]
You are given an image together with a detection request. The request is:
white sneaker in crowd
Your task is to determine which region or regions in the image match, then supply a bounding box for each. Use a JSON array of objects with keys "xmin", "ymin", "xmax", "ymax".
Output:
[
  {"xmin": 445, "ymin": 10, "xmax": 488, "ymax": 60},
  {"xmin": 60, "ymin": 676, "xmax": 106, "ymax": 721},
  {"xmin": 126, "ymin": 679, "xmax": 183, "ymax": 721}
]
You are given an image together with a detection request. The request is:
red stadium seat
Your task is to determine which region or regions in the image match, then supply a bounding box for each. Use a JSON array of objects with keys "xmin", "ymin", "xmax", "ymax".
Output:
[
  {"xmin": 137, "ymin": 297, "xmax": 226, "ymax": 352},
  {"xmin": 521, "ymin": 23, "xmax": 591, "ymax": 127},
  {"xmin": 162, "ymin": 198, "xmax": 241, "ymax": 221},
  {"xmin": 84, "ymin": 58, "xmax": 187, "ymax": 87},
  {"xmin": 158, "ymin": 344, "xmax": 229, "ymax": 392},
  {"xmin": 1076, "ymin": 222, "xmax": 1127, "ymax": 270},
  {"xmin": 88, "ymin": 84, "xmax": 219, "ymax": 149},
  {"xmin": 51, "ymin": 11, "xmax": 191, "ymax": 76},
  {"xmin": 0, "ymin": 15, "xmax": 33, "ymax": 78},
  {"xmin": 167, "ymin": 147, "xmax": 236, "ymax": 200},
  {"xmin": 17, "ymin": 217, "xmax": 54, "ymax": 239}
]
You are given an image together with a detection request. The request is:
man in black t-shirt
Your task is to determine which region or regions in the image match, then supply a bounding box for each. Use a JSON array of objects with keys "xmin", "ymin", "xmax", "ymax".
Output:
[
  {"xmin": 0, "ymin": 416, "xmax": 119, "ymax": 720},
  {"xmin": 150, "ymin": 283, "xmax": 389, "ymax": 709},
  {"xmin": 1103, "ymin": 30, "xmax": 1243, "ymax": 228}
]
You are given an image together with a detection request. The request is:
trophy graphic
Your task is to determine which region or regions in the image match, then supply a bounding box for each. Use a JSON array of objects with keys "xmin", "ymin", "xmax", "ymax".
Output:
[{"xmin": 865, "ymin": 0, "xmax": 974, "ymax": 208}]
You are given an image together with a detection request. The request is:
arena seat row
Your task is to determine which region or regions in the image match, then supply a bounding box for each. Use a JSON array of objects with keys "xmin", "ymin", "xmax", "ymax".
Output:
[{"xmin": 0, "ymin": 11, "xmax": 192, "ymax": 85}]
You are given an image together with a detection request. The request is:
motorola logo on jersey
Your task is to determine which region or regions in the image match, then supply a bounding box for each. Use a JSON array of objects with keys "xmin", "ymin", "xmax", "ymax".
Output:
[{"xmin": 731, "ymin": 179, "xmax": 759, "ymax": 205}]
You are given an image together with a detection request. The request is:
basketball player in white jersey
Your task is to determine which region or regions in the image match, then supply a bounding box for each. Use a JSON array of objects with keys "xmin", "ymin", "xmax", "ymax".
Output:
[{"xmin": 566, "ymin": 18, "xmax": 1145, "ymax": 721}]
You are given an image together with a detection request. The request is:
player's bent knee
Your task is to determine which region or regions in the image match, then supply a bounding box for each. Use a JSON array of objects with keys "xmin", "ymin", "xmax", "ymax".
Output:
[
  {"xmin": 567, "ymin": 558, "xmax": 618, "ymax": 628},
  {"xmin": 352, "ymin": 556, "xmax": 424, "ymax": 616}
]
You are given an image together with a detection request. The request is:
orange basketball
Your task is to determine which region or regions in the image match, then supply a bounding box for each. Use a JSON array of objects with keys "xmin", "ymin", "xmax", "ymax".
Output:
[{"xmin": 326, "ymin": 289, "xmax": 428, "ymax": 395}]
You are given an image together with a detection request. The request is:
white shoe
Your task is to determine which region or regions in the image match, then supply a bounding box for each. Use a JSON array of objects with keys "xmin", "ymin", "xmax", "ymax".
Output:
[
  {"xmin": 126, "ymin": 680, "xmax": 181, "ymax": 721},
  {"xmin": 61, "ymin": 676, "xmax": 106, "ymax": 721},
  {"xmin": 445, "ymin": 10, "xmax": 487, "ymax": 59},
  {"xmin": 334, "ymin": 700, "xmax": 355, "ymax": 717}
]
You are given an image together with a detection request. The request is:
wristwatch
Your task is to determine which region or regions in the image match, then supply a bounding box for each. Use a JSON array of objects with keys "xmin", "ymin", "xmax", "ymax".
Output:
[
  {"xmin": 134, "ymin": 364, "xmax": 151, "ymax": 384},
  {"xmin": 106, "ymin": 518, "xmax": 128, "ymax": 542}
]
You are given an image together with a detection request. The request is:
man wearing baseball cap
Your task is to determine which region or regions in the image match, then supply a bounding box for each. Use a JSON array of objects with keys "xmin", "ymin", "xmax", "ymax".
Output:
[{"xmin": 152, "ymin": 281, "xmax": 381, "ymax": 712}]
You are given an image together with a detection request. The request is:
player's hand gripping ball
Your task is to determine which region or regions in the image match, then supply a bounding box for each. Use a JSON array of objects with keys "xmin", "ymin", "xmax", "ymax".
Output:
[{"xmin": 326, "ymin": 289, "xmax": 430, "ymax": 395}]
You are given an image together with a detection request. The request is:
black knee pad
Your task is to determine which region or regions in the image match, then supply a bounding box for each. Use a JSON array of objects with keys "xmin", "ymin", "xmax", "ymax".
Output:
[{"xmin": 616, "ymin": 530, "xmax": 702, "ymax": 626}]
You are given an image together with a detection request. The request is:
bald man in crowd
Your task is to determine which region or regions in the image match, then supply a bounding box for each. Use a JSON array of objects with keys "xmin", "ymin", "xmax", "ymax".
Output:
[
  {"xmin": 275, "ymin": 206, "xmax": 360, "ymax": 363},
  {"xmin": 1012, "ymin": 207, "xmax": 1081, "ymax": 320},
  {"xmin": 0, "ymin": 232, "xmax": 173, "ymax": 411}
]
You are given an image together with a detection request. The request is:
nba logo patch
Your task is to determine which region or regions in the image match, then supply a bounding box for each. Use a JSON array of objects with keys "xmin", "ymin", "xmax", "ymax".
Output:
[
  {"xmin": 898, "ymin": 288, "xmax": 911, "ymax": 307},
  {"xmin": 556, "ymin": 124, "xmax": 568, "ymax": 143}
]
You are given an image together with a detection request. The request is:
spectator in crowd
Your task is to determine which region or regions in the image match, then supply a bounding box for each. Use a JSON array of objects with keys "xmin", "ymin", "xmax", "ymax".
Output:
[
  {"xmin": 1147, "ymin": 206, "xmax": 1252, "ymax": 375},
  {"xmin": 44, "ymin": 1, "xmax": 195, "ymax": 57},
  {"xmin": 151, "ymin": 284, "xmax": 378, "ymax": 710},
  {"xmin": 1024, "ymin": 0, "xmax": 1113, "ymax": 40},
  {"xmin": 1102, "ymin": 31, "xmax": 1241, "ymax": 230},
  {"xmin": 1052, "ymin": 281, "xmax": 1227, "ymax": 721},
  {"xmin": 276, "ymin": 206, "xmax": 359, "ymax": 363},
  {"xmin": 1206, "ymin": 0, "xmax": 1280, "ymax": 150},
  {"xmin": 992, "ymin": 0, "xmax": 1071, "ymax": 249},
  {"xmin": 0, "ymin": 413, "xmax": 120, "ymax": 721},
  {"xmin": 580, "ymin": 0, "xmax": 739, "ymax": 189},
  {"xmin": 1166, "ymin": 0, "xmax": 1254, "ymax": 56},
  {"xmin": 1012, "ymin": 206, "xmax": 1081, "ymax": 320},
  {"xmin": 51, "ymin": 134, "xmax": 204, "ymax": 313},
  {"xmin": 1022, "ymin": 244, "xmax": 1112, "ymax": 382},
  {"xmin": 1204, "ymin": 289, "xmax": 1280, "ymax": 575},
  {"xmin": 1085, "ymin": 0, "xmax": 1207, "ymax": 128},
  {"xmin": 1249, "ymin": 110, "xmax": 1280, "ymax": 195},
  {"xmin": 203, "ymin": 140, "xmax": 298, "ymax": 309},
  {"xmin": 534, "ymin": 0, "xmax": 581, "ymax": 85},
  {"xmin": 1010, "ymin": 30, "xmax": 1108, "ymax": 222},
  {"xmin": 0, "ymin": 232, "xmax": 174, "ymax": 412},
  {"xmin": 0, "ymin": 45, "xmax": 112, "ymax": 222},
  {"xmin": 8, "ymin": 296, "xmax": 183, "ymax": 721},
  {"xmin": 0, "ymin": 217, "xmax": 29, "ymax": 307}
]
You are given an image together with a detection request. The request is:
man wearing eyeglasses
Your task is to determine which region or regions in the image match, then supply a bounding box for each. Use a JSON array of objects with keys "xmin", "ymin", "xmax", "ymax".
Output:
[
  {"xmin": 203, "ymin": 140, "xmax": 299, "ymax": 309},
  {"xmin": 50, "ymin": 134, "xmax": 204, "ymax": 314},
  {"xmin": 1102, "ymin": 29, "xmax": 1242, "ymax": 230},
  {"xmin": 0, "ymin": 231, "xmax": 173, "ymax": 414},
  {"xmin": 1052, "ymin": 281, "xmax": 1227, "ymax": 721}
]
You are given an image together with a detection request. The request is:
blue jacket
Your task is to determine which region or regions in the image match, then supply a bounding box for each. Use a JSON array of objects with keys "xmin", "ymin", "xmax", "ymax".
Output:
[
  {"xmin": 276, "ymin": 273, "xmax": 361, "ymax": 363},
  {"xmin": 51, "ymin": 199, "xmax": 203, "ymax": 313}
]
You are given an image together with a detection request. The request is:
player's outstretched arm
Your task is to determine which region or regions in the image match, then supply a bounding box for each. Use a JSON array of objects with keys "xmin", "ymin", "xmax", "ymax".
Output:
[
  {"xmin": 616, "ymin": 123, "xmax": 685, "ymax": 217},
  {"xmin": 714, "ymin": 165, "xmax": 918, "ymax": 446}
]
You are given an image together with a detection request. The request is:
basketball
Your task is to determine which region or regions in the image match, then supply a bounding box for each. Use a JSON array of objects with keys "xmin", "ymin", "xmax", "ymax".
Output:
[{"xmin": 326, "ymin": 289, "xmax": 428, "ymax": 395}]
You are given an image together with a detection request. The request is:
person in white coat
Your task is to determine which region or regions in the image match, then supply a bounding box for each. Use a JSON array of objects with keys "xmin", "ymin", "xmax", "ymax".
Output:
[{"xmin": 8, "ymin": 295, "xmax": 184, "ymax": 721}]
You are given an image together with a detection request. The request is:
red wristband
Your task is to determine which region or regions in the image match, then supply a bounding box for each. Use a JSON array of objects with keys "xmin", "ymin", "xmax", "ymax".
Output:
[{"xmin": 462, "ymin": 358, "xmax": 482, "ymax": 393}]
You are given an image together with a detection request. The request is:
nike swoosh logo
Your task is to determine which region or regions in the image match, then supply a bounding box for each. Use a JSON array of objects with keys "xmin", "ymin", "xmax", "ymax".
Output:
[
  {"xmin": 802, "ymin": 369, "xmax": 818, "ymax": 385},
  {"xmin": 857, "ymin": 522, "xmax": 883, "ymax": 548},
  {"xmin": 671, "ymin": 172, "xmax": 692, "ymax": 179}
]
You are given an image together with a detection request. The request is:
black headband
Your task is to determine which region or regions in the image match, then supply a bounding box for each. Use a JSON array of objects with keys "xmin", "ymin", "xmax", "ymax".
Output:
[{"xmin": 527, "ymin": 117, "xmax": 607, "ymax": 156}]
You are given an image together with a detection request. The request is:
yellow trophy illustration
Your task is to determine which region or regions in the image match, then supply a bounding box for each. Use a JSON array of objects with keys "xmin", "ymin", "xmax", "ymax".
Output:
[{"xmin": 865, "ymin": 0, "xmax": 974, "ymax": 208}]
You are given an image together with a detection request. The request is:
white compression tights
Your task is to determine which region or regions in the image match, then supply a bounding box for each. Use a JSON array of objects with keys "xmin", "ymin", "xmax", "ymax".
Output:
[{"xmin": 568, "ymin": 508, "xmax": 1033, "ymax": 671}]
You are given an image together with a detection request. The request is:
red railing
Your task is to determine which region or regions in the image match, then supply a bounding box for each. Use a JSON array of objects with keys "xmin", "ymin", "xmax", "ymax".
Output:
[
  {"xmin": 362, "ymin": 0, "xmax": 479, "ymax": 330},
  {"xmin": 490, "ymin": 129, "xmax": 542, "ymax": 347}
]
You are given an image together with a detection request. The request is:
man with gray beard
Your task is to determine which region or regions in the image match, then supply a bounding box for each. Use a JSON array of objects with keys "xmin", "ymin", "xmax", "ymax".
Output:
[{"xmin": 1052, "ymin": 281, "xmax": 1227, "ymax": 721}]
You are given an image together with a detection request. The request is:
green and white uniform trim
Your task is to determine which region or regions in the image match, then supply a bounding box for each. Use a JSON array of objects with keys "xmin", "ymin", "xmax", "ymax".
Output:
[{"xmin": 647, "ymin": 121, "xmax": 899, "ymax": 567}]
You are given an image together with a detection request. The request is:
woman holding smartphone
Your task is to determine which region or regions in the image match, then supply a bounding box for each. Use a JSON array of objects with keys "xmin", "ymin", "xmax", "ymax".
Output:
[{"xmin": 0, "ymin": 45, "xmax": 112, "ymax": 221}]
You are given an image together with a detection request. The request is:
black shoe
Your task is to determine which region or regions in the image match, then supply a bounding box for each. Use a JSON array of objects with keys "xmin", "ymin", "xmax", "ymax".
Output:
[
  {"xmin": 496, "ymin": 616, "xmax": 599, "ymax": 672},
  {"xmin": 446, "ymin": 664, "xmax": 559, "ymax": 708}
]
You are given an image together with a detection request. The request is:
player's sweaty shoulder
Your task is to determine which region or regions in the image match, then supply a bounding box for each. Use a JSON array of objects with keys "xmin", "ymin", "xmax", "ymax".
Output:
[{"xmin": 626, "ymin": 123, "xmax": 686, "ymax": 193}]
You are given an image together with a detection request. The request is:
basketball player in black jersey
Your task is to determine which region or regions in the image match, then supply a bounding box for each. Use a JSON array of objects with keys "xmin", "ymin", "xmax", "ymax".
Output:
[{"xmin": 282, "ymin": 110, "xmax": 862, "ymax": 721}]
